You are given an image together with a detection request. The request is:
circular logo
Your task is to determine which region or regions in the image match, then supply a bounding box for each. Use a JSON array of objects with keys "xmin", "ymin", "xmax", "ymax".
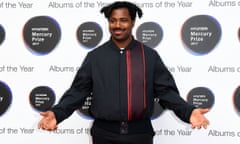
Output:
[
  {"xmin": 238, "ymin": 27, "xmax": 240, "ymax": 42},
  {"xmin": 187, "ymin": 87, "xmax": 214, "ymax": 109},
  {"xmin": 23, "ymin": 16, "xmax": 61, "ymax": 55},
  {"xmin": 77, "ymin": 93, "xmax": 93, "ymax": 119},
  {"xmin": 136, "ymin": 22, "xmax": 163, "ymax": 48},
  {"xmin": 0, "ymin": 81, "xmax": 12, "ymax": 116},
  {"xmin": 233, "ymin": 86, "xmax": 240, "ymax": 112},
  {"xmin": 0, "ymin": 24, "xmax": 5, "ymax": 46},
  {"xmin": 181, "ymin": 15, "xmax": 221, "ymax": 55},
  {"xmin": 29, "ymin": 86, "xmax": 56, "ymax": 111},
  {"xmin": 151, "ymin": 98, "xmax": 164, "ymax": 119},
  {"xmin": 76, "ymin": 22, "xmax": 103, "ymax": 48}
]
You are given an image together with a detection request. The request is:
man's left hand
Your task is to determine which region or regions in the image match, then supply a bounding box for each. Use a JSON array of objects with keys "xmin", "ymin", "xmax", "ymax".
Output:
[{"xmin": 190, "ymin": 108, "xmax": 210, "ymax": 129}]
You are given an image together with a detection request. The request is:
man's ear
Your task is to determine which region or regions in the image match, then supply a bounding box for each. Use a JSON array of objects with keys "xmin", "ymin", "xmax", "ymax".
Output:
[{"xmin": 132, "ymin": 20, "xmax": 136, "ymax": 27}]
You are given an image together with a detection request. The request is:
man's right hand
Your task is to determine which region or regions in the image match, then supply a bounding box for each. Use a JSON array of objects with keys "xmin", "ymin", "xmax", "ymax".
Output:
[{"xmin": 38, "ymin": 111, "xmax": 57, "ymax": 131}]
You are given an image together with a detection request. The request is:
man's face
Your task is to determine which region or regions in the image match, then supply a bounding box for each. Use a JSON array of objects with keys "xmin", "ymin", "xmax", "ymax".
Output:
[{"xmin": 109, "ymin": 8, "xmax": 135, "ymax": 43}]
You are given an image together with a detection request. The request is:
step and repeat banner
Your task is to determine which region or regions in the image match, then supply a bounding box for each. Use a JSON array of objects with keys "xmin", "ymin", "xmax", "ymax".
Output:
[{"xmin": 1, "ymin": 0, "xmax": 240, "ymax": 143}]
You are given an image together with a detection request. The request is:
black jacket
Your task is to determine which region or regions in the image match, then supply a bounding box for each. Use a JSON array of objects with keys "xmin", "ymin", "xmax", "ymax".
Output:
[{"xmin": 51, "ymin": 38, "xmax": 195, "ymax": 126}]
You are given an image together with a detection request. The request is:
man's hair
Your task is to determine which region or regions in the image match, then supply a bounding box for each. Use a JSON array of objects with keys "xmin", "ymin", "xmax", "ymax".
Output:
[{"xmin": 100, "ymin": 1, "xmax": 143, "ymax": 20}]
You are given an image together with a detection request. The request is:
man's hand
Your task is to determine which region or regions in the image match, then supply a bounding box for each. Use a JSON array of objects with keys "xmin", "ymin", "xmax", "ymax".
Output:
[
  {"xmin": 38, "ymin": 111, "xmax": 57, "ymax": 131},
  {"xmin": 190, "ymin": 108, "xmax": 210, "ymax": 129}
]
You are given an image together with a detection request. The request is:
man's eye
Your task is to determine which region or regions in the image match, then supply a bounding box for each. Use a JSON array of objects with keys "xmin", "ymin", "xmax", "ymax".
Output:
[
  {"xmin": 121, "ymin": 19, "xmax": 128, "ymax": 22},
  {"xmin": 110, "ymin": 19, "xmax": 115, "ymax": 23}
]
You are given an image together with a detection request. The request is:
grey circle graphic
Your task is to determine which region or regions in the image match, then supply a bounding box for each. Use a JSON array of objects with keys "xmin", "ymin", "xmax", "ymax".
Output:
[
  {"xmin": 181, "ymin": 15, "xmax": 221, "ymax": 55},
  {"xmin": 29, "ymin": 86, "xmax": 55, "ymax": 111},
  {"xmin": 77, "ymin": 22, "xmax": 103, "ymax": 48},
  {"xmin": 0, "ymin": 81, "xmax": 12, "ymax": 116},
  {"xmin": 136, "ymin": 22, "xmax": 163, "ymax": 48},
  {"xmin": 233, "ymin": 86, "xmax": 240, "ymax": 112},
  {"xmin": 238, "ymin": 27, "xmax": 240, "ymax": 42},
  {"xmin": 151, "ymin": 98, "xmax": 164, "ymax": 119},
  {"xmin": 78, "ymin": 94, "xmax": 93, "ymax": 120},
  {"xmin": 0, "ymin": 24, "xmax": 5, "ymax": 45},
  {"xmin": 187, "ymin": 87, "xmax": 214, "ymax": 109},
  {"xmin": 23, "ymin": 16, "xmax": 61, "ymax": 55}
]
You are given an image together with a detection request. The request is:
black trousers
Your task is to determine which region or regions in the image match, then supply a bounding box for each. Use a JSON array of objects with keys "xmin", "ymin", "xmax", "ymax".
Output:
[{"xmin": 91, "ymin": 125, "xmax": 153, "ymax": 144}]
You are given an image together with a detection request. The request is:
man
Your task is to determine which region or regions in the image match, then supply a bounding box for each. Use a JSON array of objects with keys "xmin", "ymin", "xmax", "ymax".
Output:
[{"xmin": 38, "ymin": 1, "xmax": 210, "ymax": 144}]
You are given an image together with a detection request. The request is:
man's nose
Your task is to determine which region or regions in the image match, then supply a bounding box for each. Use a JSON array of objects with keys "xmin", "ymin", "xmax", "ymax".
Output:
[{"xmin": 115, "ymin": 21, "xmax": 121, "ymax": 27}]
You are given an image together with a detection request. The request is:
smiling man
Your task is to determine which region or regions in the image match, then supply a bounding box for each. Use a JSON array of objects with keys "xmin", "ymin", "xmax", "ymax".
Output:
[{"xmin": 38, "ymin": 1, "xmax": 210, "ymax": 144}]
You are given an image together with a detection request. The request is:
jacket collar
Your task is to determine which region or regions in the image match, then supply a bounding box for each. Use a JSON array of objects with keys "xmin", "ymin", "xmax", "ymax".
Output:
[{"xmin": 109, "ymin": 36, "xmax": 139, "ymax": 51}]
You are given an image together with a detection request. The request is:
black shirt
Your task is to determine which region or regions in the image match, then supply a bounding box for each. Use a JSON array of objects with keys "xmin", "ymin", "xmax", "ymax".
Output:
[{"xmin": 51, "ymin": 38, "xmax": 195, "ymax": 133}]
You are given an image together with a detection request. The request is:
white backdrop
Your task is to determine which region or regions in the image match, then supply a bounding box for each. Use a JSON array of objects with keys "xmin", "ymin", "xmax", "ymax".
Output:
[{"xmin": 1, "ymin": 0, "xmax": 240, "ymax": 143}]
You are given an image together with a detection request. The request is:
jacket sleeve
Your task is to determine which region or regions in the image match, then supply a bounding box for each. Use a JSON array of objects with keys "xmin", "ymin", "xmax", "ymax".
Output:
[
  {"xmin": 153, "ymin": 53, "xmax": 195, "ymax": 123},
  {"xmin": 51, "ymin": 53, "xmax": 93, "ymax": 124}
]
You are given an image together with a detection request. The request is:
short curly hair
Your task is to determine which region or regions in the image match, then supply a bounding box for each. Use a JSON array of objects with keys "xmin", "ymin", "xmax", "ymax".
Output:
[{"xmin": 100, "ymin": 1, "xmax": 143, "ymax": 20}]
